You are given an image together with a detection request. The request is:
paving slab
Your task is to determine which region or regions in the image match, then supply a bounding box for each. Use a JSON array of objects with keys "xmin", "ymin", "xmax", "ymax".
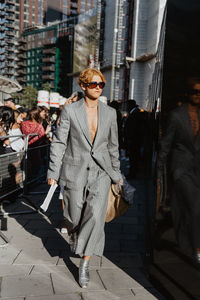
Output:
[
  {"xmin": 97, "ymin": 268, "xmax": 142, "ymax": 290},
  {"xmin": 10, "ymin": 235, "xmax": 46, "ymax": 250},
  {"xmin": 31, "ymin": 264, "xmax": 72, "ymax": 274},
  {"xmin": 24, "ymin": 219, "xmax": 55, "ymax": 230},
  {"xmin": 100, "ymin": 256, "xmax": 119, "ymax": 269},
  {"xmin": 33, "ymin": 229, "xmax": 61, "ymax": 238},
  {"xmin": 101, "ymin": 254, "xmax": 143, "ymax": 269},
  {"xmin": 0, "ymin": 297, "xmax": 24, "ymax": 300},
  {"xmin": 133, "ymin": 287, "xmax": 165, "ymax": 300},
  {"xmin": 0, "ymin": 246, "xmax": 21, "ymax": 264},
  {"xmin": 26, "ymin": 294, "xmax": 82, "ymax": 300},
  {"xmin": 132, "ymin": 288, "xmax": 159, "ymax": 300},
  {"xmin": 13, "ymin": 248, "xmax": 59, "ymax": 265},
  {"xmin": 45, "ymin": 237, "xmax": 70, "ymax": 250},
  {"xmin": 0, "ymin": 264, "xmax": 32, "ymax": 276},
  {"xmin": 7, "ymin": 216, "xmax": 28, "ymax": 226},
  {"xmin": 51, "ymin": 270, "xmax": 105, "ymax": 294},
  {"xmin": 1, "ymin": 274, "xmax": 54, "ymax": 298},
  {"xmin": 15, "ymin": 213, "xmax": 45, "ymax": 220},
  {"xmin": 124, "ymin": 269, "xmax": 154, "ymax": 288},
  {"xmin": 82, "ymin": 289, "xmax": 135, "ymax": 300},
  {"xmin": 8, "ymin": 227, "xmax": 35, "ymax": 238},
  {"xmin": 0, "ymin": 180, "xmax": 162, "ymax": 300}
]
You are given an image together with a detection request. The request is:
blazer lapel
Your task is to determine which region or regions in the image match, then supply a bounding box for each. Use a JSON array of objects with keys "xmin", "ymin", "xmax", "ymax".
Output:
[
  {"xmin": 93, "ymin": 100, "xmax": 106, "ymax": 148},
  {"xmin": 181, "ymin": 105, "xmax": 193, "ymax": 143},
  {"xmin": 181, "ymin": 104, "xmax": 200, "ymax": 150},
  {"xmin": 74, "ymin": 98, "xmax": 92, "ymax": 147}
]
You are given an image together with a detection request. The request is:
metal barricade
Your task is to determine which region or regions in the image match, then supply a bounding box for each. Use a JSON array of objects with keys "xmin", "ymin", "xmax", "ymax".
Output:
[
  {"xmin": 0, "ymin": 150, "xmax": 24, "ymax": 199},
  {"xmin": 0, "ymin": 133, "xmax": 50, "ymax": 245},
  {"xmin": 0, "ymin": 133, "xmax": 50, "ymax": 199}
]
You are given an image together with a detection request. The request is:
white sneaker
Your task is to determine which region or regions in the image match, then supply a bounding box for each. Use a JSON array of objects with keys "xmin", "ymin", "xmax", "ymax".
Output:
[{"xmin": 61, "ymin": 227, "xmax": 68, "ymax": 234}]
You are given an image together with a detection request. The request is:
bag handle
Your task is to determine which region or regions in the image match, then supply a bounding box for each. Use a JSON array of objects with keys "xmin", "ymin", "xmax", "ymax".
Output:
[{"xmin": 111, "ymin": 183, "xmax": 122, "ymax": 196}]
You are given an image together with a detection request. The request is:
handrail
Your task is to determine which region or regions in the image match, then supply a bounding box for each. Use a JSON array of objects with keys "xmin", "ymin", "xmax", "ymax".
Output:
[{"xmin": 0, "ymin": 134, "xmax": 26, "ymax": 139}]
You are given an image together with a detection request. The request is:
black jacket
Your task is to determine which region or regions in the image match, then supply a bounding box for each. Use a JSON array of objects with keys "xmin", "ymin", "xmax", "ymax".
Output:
[{"xmin": 158, "ymin": 104, "xmax": 200, "ymax": 181}]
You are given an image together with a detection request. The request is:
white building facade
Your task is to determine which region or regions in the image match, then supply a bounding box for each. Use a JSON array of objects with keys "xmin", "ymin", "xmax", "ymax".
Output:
[
  {"xmin": 73, "ymin": 0, "xmax": 167, "ymax": 110},
  {"xmin": 129, "ymin": 0, "xmax": 167, "ymax": 110}
]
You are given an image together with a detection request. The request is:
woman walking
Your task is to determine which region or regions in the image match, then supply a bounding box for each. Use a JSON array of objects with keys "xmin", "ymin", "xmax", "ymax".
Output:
[{"xmin": 47, "ymin": 68, "xmax": 122, "ymax": 288}]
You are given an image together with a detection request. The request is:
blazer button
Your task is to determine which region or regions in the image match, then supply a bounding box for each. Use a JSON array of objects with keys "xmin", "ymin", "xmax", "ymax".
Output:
[
  {"xmin": 91, "ymin": 151, "xmax": 94, "ymax": 155},
  {"xmin": 87, "ymin": 167, "xmax": 90, "ymax": 170}
]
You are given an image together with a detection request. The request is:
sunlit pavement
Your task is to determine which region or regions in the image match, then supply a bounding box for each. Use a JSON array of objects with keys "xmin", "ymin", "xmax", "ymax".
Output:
[{"xmin": 0, "ymin": 180, "xmax": 164, "ymax": 299}]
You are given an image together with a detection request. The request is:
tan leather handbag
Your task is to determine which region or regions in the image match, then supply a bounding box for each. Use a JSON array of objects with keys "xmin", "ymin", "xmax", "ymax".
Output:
[{"xmin": 105, "ymin": 184, "xmax": 130, "ymax": 223}]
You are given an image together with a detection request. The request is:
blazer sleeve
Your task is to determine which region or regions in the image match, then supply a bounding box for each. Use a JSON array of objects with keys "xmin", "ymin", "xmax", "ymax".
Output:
[
  {"xmin": 108, "ymin": 110, "xmax": 122, "ymax": 181},
  {"xmin": 157, "ymin": 111, "xmax": 177, "ymax": 177},
  {"xmin": 47, "ymin": 105, "xmax": 70, "ymax": 181}
]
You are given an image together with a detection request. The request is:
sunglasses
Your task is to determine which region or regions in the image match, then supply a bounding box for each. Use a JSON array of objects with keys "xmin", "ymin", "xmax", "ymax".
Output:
[
  {"xmin": 188, "ymin": 89, "xmax": 200, "ymax": 95},
  {"xmin": 85, "ymin": 81, "xmax": 105, "ymax": 89}
]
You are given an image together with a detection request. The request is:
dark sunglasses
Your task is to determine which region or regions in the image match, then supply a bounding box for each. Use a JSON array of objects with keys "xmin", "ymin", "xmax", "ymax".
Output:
[
  {"xmin": 85, "ymin": 81, "xmax": 105, "ymax": 89},
  {"xmin": 188, "ymin": 89, "xmax": 200, "ymax": 95}
]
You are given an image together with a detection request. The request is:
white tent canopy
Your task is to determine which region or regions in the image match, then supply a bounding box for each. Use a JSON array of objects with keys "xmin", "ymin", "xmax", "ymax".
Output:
[{"xmin": 0, "ymin": 75, "xmax": 22, "ymax": 94}]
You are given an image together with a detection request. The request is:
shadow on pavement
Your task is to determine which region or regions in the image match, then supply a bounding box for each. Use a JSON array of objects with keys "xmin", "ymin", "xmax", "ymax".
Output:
[
  {"xmin": 1, "ymin": 176, "xmax": 162, "ymax": 299},
  {"xmin": 1, "ymin": 189, "xmax": 80, "ymax": 286}
]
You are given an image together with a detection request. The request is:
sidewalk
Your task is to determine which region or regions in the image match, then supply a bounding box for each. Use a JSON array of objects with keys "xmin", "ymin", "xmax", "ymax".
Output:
[{"xmin": 0, "ymin": 182, "xmax": 164, "ymax": 300}]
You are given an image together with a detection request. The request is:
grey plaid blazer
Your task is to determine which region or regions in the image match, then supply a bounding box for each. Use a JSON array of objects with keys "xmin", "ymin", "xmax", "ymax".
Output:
[{"xmin": 47, "ymin": 98, "xmax": 121, "ymax": 188}]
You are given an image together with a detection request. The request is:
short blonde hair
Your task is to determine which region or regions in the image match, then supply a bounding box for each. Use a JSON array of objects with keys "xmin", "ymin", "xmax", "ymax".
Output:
[{"xmin": 78, "ymin": 68, "xmax": 106, "ymax": 86}]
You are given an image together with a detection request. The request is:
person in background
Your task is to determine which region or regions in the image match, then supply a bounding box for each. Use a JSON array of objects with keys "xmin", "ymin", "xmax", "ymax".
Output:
[
  {"xmin": 0, "ymin": 106, "xmax": 24, "ymax": 154},
  {"xmin": 56, "ymin": 91, "xmax": 84, "ymax": 128},
  {"xmin": 17, "ymin": 107, "xmax": 29, "ymax": 122},
  {"xmin": 124, "ymin": 100, "xmax": 142, "ymax": 179},
  {"xmin": 4, "ymin": 98, "xmax": 17, "ymax": 110},
  {"xmin": 65, "ymin": 91, "xmax": 84, "ymax": 105},
  {"xmin": 38, "ymin": 106, "xmax": 51, "ymax": 131},
  {"xmin": 13, "ymin": 110, "xmax": 23, "ymax": 126},
  {"xmin": 21, "ymin": 107, "xmax": 51, "ymax": 176},
  {"xmin": 158, "ymin": 77, "xmax": 200, "ymax": 264},
  {"xmin": 21, "ymin": 107, "xmax": 50, "ymax": 147},
  {"xmin": 47, "ymin": 68, "xmax": 122, "ymax": 288}
]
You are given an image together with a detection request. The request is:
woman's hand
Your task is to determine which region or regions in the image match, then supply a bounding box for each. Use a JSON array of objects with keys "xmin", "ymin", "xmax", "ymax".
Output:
[
  {"xmin": 45, "ymin": 124, "xmax": 51, "ymax": 135},
  {"xmin": 64, "ymin": 98, "xmax": 72, "ymax": 105},
  {"xmin": 118, "ymin": 179, "xmax": 123, "ymax": 186},
  {"xmin": 48, "ymin": 178, "xmax": 57, "ymax": 185}
]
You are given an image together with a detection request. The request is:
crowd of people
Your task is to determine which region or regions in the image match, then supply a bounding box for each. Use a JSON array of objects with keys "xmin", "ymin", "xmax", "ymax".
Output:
[
  {"xmin": 0, "ymin": 89, "xmax": 150, "ymax": 179},
  {"xmin": 1, "ymin": 67, "xmax": 200, "ymax": 290},
  {"xmin": 0, "ymin": 91, "xmax": 85, "ymax": 152},
  {"xmin": 0, "ymin": 68, "xmax": 154, "ymax": 289}
]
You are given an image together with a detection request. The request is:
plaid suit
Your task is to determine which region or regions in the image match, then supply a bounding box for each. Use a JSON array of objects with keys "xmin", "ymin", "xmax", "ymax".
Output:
[{"xmin": 48, "ymin": 98, "xmax": 121, "ymax": 256}]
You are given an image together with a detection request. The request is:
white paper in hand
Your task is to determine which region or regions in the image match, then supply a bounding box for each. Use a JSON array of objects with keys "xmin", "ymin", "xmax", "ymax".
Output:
[{"xmin": 40, "ymin": 184, "xmax": 58, "ymax": 212}]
